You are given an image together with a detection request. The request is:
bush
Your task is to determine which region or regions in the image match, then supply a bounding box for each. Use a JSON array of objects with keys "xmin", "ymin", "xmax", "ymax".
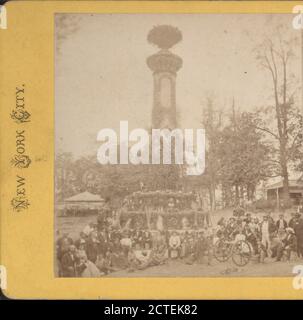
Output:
[
  {"xmin": 253, "ymin": 198, "xmax": 293, "ymax": 210},
  {"xmin": 253, "ymin": 199, "xmax": 277, "ymax": 210},
  {"xmin": 280, "ymin": 198, "xmax": 293, "ymax": 209}
]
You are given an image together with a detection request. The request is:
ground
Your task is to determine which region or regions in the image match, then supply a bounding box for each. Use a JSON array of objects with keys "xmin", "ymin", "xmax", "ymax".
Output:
[
  {"xmin": 55, "ymin": 208, "xmax": 300, "ymax": 277},
  {"xmin": 106, "ymin": 257, "xmax": 301, "ymax": 278}
]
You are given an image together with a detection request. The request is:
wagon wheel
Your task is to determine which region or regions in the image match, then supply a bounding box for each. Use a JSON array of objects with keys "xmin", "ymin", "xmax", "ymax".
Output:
[
  {"xmin": 214, "ymin": 239, "xmax": 233, "ymax": 262},
  {"xmin": 231, "ymin": 240, "xmax": 251, "ymax": 266}
]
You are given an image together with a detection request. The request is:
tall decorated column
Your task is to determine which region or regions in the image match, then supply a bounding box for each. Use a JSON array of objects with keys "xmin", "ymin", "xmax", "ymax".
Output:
[{"xmin": 147, "ymin": 25, "xmax": 183, "ymax": 129}]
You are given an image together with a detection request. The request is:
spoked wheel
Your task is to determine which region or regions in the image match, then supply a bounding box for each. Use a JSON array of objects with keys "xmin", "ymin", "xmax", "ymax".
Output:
[
  {"xmin": 231, "ymin": 240, "xmax": 251, "ymax": 266},
  {"xmin": 214, "ymin": 239, "xmax": 233, "ymax": 262}
]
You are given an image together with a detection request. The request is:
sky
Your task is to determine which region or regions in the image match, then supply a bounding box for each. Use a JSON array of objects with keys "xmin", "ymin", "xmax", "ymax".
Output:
[{"xmin": 55, "ymin": 13, "xmax": 301, "ymax": 158}]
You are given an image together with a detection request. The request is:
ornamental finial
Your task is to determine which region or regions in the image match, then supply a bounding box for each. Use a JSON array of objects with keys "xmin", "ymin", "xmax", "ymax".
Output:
[{"xmin": 147, "ymin": 25, "xmax": 182, "ymax": 50}]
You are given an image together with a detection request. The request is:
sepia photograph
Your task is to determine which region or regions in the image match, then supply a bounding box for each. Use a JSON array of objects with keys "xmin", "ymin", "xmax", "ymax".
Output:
[{"xmin": 54, "ymin": 13, "xmax": 303, "ymax": 278}]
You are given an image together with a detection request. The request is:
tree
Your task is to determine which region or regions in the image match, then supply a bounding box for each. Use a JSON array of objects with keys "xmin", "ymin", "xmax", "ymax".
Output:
[
  {"xmin": 55, "ymin": 147, "xmax": 181, "ymax": 206},
  {"xmin": 200, "ymin": 97, "xmax": 223, "ymax": 210},
  {"xmin": 254, "ymin": 29, "xmax": 301, "ymax": 201},
  {"xmin": 218, "ymin": 106, "xmax": 273, "ymax": 206},
  {"xmin": 55, "ymin": 152, "xmax": 79, "ymax": 201}
]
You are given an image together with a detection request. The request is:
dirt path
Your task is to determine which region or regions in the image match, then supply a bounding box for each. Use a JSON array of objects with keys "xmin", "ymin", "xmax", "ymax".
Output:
[{"xmin": 106, "ymin": 258, "xmax": 302, "ymax": 277}]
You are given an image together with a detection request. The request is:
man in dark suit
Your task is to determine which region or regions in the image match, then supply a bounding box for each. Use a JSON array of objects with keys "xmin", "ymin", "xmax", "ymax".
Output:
[
  {"xmin": 61, "ymin": 245, "xmax": 77, "ymax": 277},
  {"xmin": 276, "ymin": 228, "xmax": 297, "ymax": 261},
  {"xmin": 86, "ymin": 232, "xmax": 99, "ymax": 263},
  {"xmin": 288, "ymin": 212, "xmax": 297, "ymax": 229},
  {"xmin": 276, "ymin": 214, "xmax": 287, "ymax": 230},
  {"xmin": 293, "ymin": 213, "xmax": 303, "ymax": 258}
]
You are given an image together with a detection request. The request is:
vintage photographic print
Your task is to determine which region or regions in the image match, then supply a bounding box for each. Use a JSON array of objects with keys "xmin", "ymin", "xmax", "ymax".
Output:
[{"xmin": 54, "ymin": 13, "xmax": 303, "ymax": 278}]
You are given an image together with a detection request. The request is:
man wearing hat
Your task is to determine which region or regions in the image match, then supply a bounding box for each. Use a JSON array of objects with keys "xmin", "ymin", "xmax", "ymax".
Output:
[
  {"xmin": 260, "ymin": 214, "xmax": 276, "ymax": 256},
  {"xmin": 293, "ymin": 213, "xmax": 303, "ymax": 258},
  {"xmin": 61, "ymin": 244, "xmax": 77, "ymax": 277},
  {"xmin": 276, "ymin": 228, "xmax": 297, "ymax": 261},
  {"xmin": 276, "ymin": 214, "xmax": 287, "ymax": 231},
  {"xmin": 168, "ymin": 231, "xmax": 181, "ymax": 259},
  {"xmin": 288, "ymin": 212, "xmax": 297, "ymax": 229},
  {"xmin": 195, "ymin": 230, "xmax": 207, "ymax": 264}
]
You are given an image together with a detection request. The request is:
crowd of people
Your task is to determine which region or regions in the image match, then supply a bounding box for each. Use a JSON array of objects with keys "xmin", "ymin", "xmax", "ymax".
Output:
[
  {"xmin": 56, "ymin": 225, "xmax": 214, "ymax": 277},
  {"xmin": 56, "ymin": 204, "xmax": 303, "ymax": 277},
  {"xmin": 216, "ymin": 209, "xmax": 303, "ymax": 262}
]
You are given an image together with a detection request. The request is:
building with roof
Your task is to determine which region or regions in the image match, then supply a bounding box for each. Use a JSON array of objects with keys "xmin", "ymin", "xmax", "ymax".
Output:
[
  {"xmin": 58, "ymin": 191, "xmax": 105, "ymax": 216},
  {"xmin": 266, "ymin": 173, "xmax": 303, "ymax": 205}
]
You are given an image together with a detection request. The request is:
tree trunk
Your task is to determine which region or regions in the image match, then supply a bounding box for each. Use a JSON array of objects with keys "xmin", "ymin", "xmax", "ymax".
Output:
[
  {"xmin": 211, "ymin": 183, "xmax": 216, "ymax": 211},
  {"xmin": 281, "ymin": 159, "xmax": 290, "ymax": 201},
  {"xmin": 240, "ymin": 185, "xmax": 244, "ymax": 202},
  {"xmin": 208, "ymin": 184, "xmax": 216, "ymax": 212},
  {"xmin": 235, "ymin": 184, "xmax": 240, "ymax": 205},
  {"xmin": 280, "ymin": 138, "xmax": 290, "ymax": 201},
  {"xmin": 208, "ymin": 187, "xmax": 213, "ymax": 212},
  {"xmin": 247, "ymin": 184, "xmax": 252, "ymax": 201}
]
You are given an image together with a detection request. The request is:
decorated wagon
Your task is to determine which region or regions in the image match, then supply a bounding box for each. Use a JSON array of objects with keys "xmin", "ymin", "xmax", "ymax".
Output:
[{"xmin": 119, "ymin": 190, "xmax": 209, "ymax": 231}]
